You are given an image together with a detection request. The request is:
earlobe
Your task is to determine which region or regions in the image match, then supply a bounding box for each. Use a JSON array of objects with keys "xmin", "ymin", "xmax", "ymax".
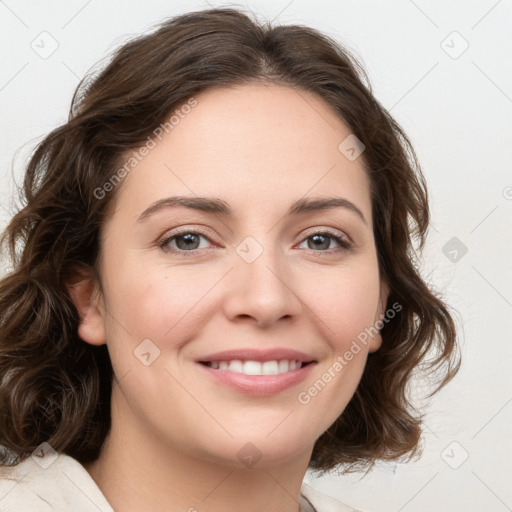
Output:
[{"xmin": 66, "ymin": 272, "xmax": 106, "ymax": 346}]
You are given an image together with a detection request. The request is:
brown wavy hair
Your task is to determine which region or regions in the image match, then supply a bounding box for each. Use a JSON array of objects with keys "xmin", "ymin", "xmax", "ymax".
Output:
[{"xmin": 0, "ymin": 6, "xmax": 460, "ymax": 474}]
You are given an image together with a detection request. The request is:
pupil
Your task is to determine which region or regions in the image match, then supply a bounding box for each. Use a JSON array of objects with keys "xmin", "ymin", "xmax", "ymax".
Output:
[
  {"xmin": 174, "ymin": 234, "xmax": 332, "ymax": 251},
  {"xmin": 309, "ymin": 234, "xmax": 329, "ymax": 250},
  {"xmin": 177, "ymin": 233, "xmax": 199, "ymax": 250}
]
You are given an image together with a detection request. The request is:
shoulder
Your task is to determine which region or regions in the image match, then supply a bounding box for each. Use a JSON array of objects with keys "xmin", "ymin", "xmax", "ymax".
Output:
[
  {"xmin": 300, "ymin": 481, "xmax": 370, "ymax": 512},
  {"xmin": 0, "ymin": 449, "xmax": 113, "ymax": 512}
]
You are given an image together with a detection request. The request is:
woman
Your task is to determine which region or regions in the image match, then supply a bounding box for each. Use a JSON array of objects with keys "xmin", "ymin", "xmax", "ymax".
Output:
[{"xmin": 0, "ymin": 7, "xmax": 460, "ymax": 512}]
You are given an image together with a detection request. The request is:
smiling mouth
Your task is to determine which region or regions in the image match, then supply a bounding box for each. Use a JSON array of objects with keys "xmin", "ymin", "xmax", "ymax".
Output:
[{"xmin": 199, "ymin": 359, "xmax": 313, "ymax": 375}]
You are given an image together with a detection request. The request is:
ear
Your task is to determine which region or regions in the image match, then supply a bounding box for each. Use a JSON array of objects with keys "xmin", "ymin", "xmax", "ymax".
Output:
[
  {"xmin": 66, "ymin": 269, "xmax": 106, "ymax": 346},
  {"xmin": 368, "ymin": 279, "xmax": 390, "ymax": 353}
]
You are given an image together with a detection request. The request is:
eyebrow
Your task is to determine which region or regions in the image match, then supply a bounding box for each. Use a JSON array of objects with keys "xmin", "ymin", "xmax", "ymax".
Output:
[{"xmin": 137, "ymin": 195, "xmax": 368, "ymax": 225}]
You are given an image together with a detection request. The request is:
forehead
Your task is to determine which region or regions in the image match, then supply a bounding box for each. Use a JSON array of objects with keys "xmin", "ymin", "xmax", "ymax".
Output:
[{"xmin": 110, "ymin": 83, "xmax": 372, "ymax": 223}]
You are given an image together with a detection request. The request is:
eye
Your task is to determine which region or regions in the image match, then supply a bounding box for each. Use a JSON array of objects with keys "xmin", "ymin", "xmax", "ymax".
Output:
[
  {"xmin": 297, "ymin": 231, "xmax": 352, "ymax": 252},
  {"xmin": 159, "ymin": 229, "xmax": 214, "ymax": 254},
  {"xmin": 157, "ymin": 228, "xmax": 352, "ymax": 256}
]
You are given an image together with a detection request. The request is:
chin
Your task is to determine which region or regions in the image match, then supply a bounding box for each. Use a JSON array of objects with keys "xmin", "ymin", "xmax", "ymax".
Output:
[{"xmin": 188, "ymin": 430, "xmax": 315, "ymax": 470}]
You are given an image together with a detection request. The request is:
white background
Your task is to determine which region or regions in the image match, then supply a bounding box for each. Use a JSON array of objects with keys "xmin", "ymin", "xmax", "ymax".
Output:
[{"xmin": 1, "ymin": 1, "xmax": 511, "ymax": 511}]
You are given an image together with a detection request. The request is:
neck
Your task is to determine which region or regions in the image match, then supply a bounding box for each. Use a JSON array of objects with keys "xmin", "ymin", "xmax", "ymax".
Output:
[{"xmin": 84, "ymin": 388, "xmax": 314, "ymax": 512}]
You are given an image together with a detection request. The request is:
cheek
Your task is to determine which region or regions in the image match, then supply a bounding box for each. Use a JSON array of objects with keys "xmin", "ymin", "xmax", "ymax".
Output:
[
  {"xmin": 102, "ymin": 249, "xmax": 381, "ymax": 358},
  {"xmin": 300, "ymin": 261, "xmax": 382, "ymax": 351},
  {"xmin": 295, "ymin": 273, "xmax": 379, "ymax": 432},
  {"xmin": 101, "ymin": 260, "xmax": 224, "ymax": 354}
]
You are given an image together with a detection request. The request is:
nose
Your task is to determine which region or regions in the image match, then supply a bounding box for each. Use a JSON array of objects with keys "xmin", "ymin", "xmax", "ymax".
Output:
[{"xmin": 221, "ymin": 243, "xmax": 303, "ymax": 328}]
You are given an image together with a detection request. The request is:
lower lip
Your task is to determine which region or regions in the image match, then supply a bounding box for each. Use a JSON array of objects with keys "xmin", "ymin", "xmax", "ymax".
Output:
[{"xmin": 196, "ymin": 362, "xmax": 316, "ymax": 397}]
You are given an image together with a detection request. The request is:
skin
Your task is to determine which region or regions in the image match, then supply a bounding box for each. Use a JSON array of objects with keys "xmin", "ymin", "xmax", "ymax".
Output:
[{"xmin": 70, "ymin": 83, "xmax": 389, "ymax": 512}]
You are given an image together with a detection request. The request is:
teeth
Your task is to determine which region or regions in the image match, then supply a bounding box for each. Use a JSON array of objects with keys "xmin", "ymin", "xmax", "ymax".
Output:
[
  {"xmin": 243, "ymin": 360, "xmax": 262, "ymax": 375},
  {"xmin": 228, "ymin": 360, "xmax": 243, "ymax": 373},
  {"xmin": 278, "ymin": 360, "xmax": 289, "ymax": 373},
  {"xmin": 206, "ymin": 359, "xmax": 303, "ymax": 375},
  {"xmin": 262, "ymin": 361, "xmax": 279, "ymax": 375}
]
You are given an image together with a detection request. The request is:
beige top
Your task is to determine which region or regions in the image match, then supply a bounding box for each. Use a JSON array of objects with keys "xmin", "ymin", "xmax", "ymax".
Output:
[{"xmin": 0, "ymin": 451, "xmax": 365, "ymax": 512}]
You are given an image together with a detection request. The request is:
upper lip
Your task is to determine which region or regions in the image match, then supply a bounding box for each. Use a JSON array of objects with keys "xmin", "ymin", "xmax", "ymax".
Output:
[{"xmin": 197, "ymin": 348, "xmax": 317, "ymax": 363}]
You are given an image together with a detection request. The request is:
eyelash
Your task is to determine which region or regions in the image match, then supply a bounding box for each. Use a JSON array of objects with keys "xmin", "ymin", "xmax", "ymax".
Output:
[{"xmin": 157, "ymin": 228, "xmax": 352, "ymax": 257}]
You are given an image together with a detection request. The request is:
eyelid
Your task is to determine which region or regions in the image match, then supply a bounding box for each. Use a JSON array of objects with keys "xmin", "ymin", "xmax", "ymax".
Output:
[
  {"xmin": 298, "ymin": 226, "xmax": 352, "ymax": 247},
  {"xmin": 157, "ymin": 226, "xmax": 220, "ymax": 252},
  {"xmin": 156, "ymin": 223, "xmax": 354, "ymax": 254}
]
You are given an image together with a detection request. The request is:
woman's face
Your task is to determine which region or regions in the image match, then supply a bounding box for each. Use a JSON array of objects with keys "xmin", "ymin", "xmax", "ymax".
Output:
[{"xmin": 84, "ymin": 83, "xmax": 388, "ymax": 468}]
